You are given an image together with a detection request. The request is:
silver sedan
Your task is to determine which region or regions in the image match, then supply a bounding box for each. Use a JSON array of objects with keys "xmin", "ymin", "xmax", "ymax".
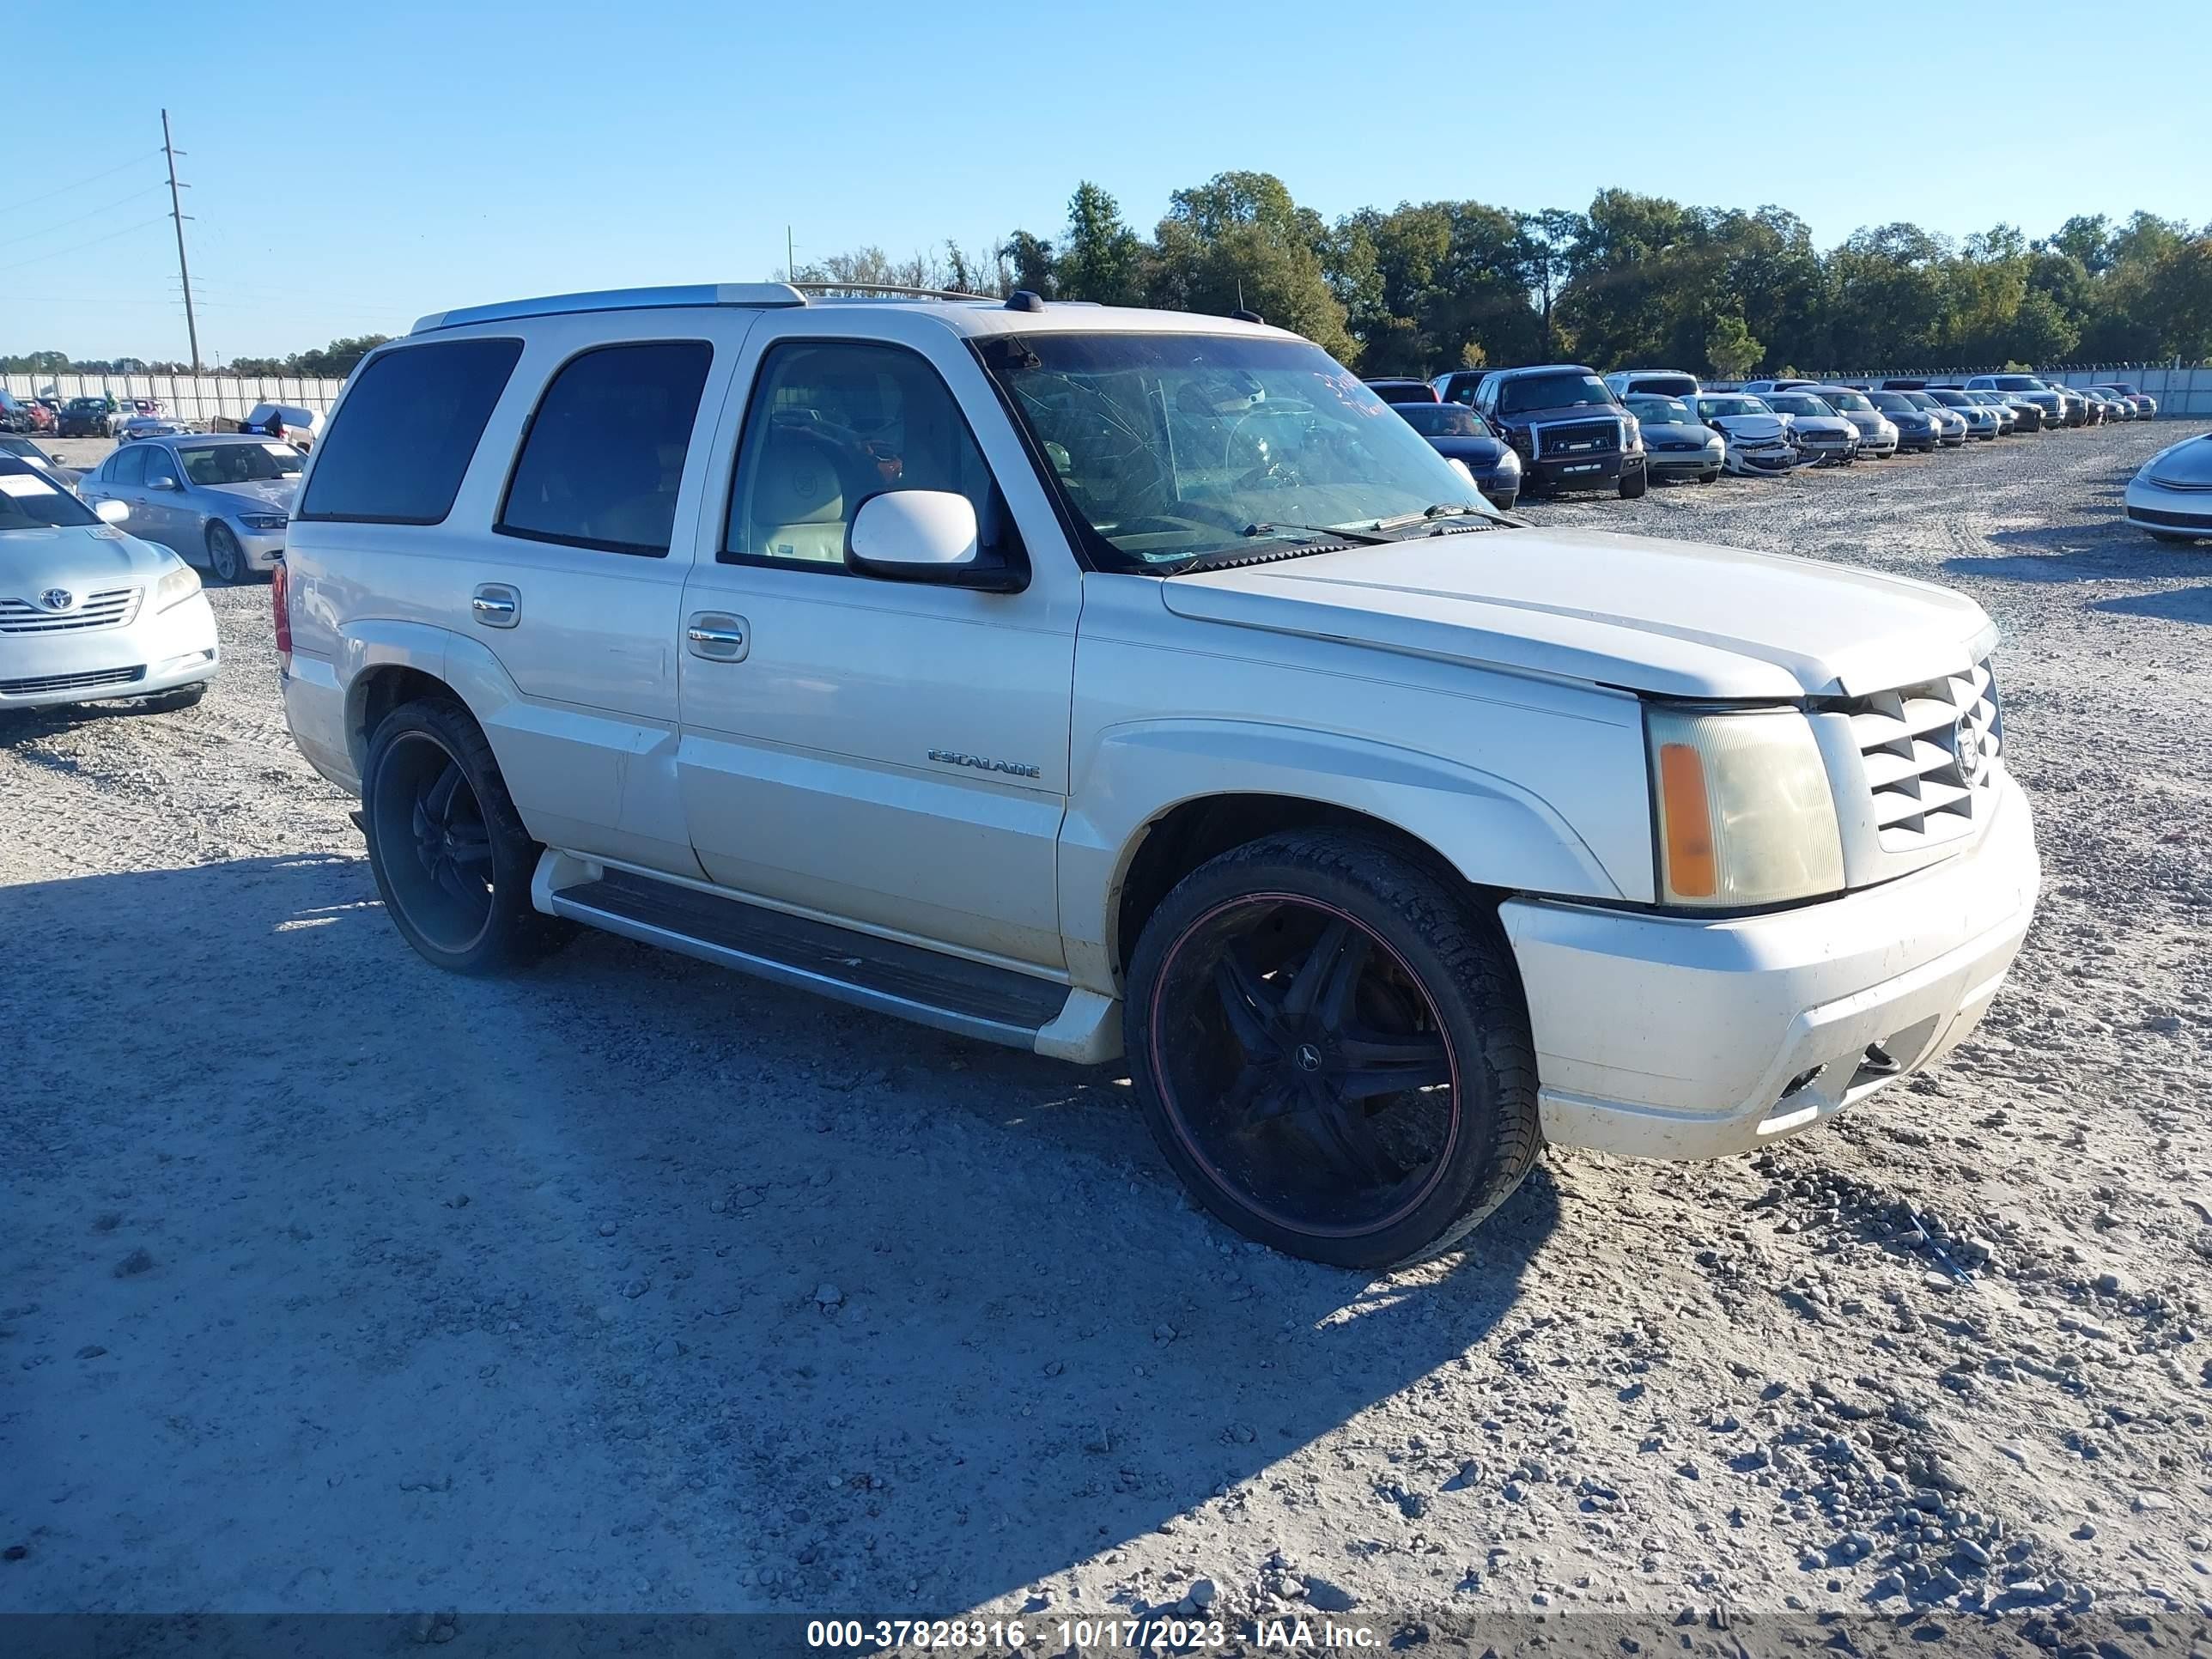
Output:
[{"xmin": 77, "ymin": 434, "xmax": 303, "ymax": 582}]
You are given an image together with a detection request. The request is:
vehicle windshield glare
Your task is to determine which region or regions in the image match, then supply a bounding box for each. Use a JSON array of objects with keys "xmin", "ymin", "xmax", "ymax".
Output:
[
  {"xmin": 1498, "ymin": 372, "xmax": 1615, "ymax": 415},
  {"xmin": 177, "ymin": 441, "xmax": 306, "ymax": 486},
  {"xmin": 1766, "ymin": 395, "xmax": 1837, "ymax": 417},
  {"xmin": 1696, "ymin": 396, "xmax": 1771, "ymax": 419},
  {"xmin": 1627, "ymin": 396, "xmax": 1696, "ymax": 425},
  {"xmin": 1820, "ymin": 389, "xmax": 1875, "ymax": 413},
  {"xmin": 1395, "ymin": 403, "xmax": 1489, "ymax": 437},
  {"xmin": 980, "ymin": 332, "xmax": 1494, "ymax": 569},
  {"xmin": 1867, "ymin": 392, "xmax": 1917, "ymax": 412},
  {"xmin": 0, "ymin": 460, "xmax": 100, "ymax": 532}
]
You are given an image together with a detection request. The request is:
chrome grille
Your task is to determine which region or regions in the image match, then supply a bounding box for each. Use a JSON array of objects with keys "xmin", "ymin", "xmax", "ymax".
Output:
[
  {"xmin": 1844, "ymin": 659, "xmax": 2000, "ymax": 850},
  {"xmin": 0, "ymin": 586, "xmax": 142, "ymax": 634},
  {"xmin": 0, "ymin": 665, "xmax": 146, "ymax": 696}
]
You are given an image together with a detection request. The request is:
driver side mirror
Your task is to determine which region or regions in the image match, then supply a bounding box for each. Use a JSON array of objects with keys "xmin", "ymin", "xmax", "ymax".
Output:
[
  {"xmin": 847, "ymin": 490, "xmax": 1026, "ymax": 594},
  {"xmin": 95, "ymin": 498, "xmax": 130, "ymax": 524},
  {"xmin": 146, "ymin": 472, "xmax": 179, "ymax": 490}
]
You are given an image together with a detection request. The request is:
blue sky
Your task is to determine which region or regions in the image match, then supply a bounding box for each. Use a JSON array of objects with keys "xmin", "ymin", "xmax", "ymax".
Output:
[{"xmin": 3, "ymin": 0, "xmax": 2204, "ymax": 362}]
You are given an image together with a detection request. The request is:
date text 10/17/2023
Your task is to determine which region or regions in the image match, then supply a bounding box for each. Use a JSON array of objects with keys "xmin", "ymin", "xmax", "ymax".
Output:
[{"xmin": 805, "ymin": 1616, "xmax": 1386, "ymax": 1650}]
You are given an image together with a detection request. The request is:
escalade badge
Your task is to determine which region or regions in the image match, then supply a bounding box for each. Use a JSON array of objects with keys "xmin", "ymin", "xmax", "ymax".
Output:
[
  {"xmin": 1955, "ymin": 713, "xmax": 1983, "ymax": 783},
  {"xmin": 928, "ymin": 749, "xmax": 1041, "ymax": 780},
  {"xmin": 40, "ymin": 589, "xmax": 76, "ymax": 612}
]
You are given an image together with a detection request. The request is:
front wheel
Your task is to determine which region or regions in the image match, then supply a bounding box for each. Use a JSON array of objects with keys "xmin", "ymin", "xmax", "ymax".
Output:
[
  {"xmin": 1617, "ymin": 465, "xmax": 1648, "ymax": 500},
  {"xmin": 362, "ymin": 696, "xmax": 574, "ymax": 975},
  {"xmin": 205, "ymin": 522, "xmax": 249, "ymax": 583},
  {"xmin": 1124, "ymin": 830, "xmax": 1540, "ymax": 1269}
]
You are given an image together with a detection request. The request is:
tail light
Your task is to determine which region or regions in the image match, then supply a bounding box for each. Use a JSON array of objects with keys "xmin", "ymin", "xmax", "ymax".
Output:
[{"xmin": 270, "ymin": 557, "xmax": 292, "ymax": 671}]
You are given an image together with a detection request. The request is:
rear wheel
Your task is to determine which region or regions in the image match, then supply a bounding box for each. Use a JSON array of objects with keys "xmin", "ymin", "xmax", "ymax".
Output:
[
  {"xmin": 362, "ymin": 696, "xmax": 574, "ymax": 975},
  {"xmin": 1124, "ymin": 830, "xmax": 1540, "ymax": 1269}
]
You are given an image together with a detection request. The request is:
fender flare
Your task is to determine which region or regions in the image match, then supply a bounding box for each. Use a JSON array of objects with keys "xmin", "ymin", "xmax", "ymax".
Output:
[
  {"xmin": 1061, "ymin": 718, "xmax": 1635, "ymax": 969},
  {"xmin": 337, "ymin": 623, "xmax": 526, "ymax": 774}
]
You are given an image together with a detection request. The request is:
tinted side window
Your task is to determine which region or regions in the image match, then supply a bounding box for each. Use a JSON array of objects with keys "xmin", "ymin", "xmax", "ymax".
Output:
[
  {"xmin": 297, "ymin": 337, "xmax": 522, "ymax": 525},
  {"xmin": 723, "ymin": 341, "xmax": 1014, "ymax": 572},
  {"xmin": 497, "ymin": 342, "xmax": 714, "ymax": 556},
  {"xmin": 109, "ymin": 445, "xmax": 147, "ymax": 485}
]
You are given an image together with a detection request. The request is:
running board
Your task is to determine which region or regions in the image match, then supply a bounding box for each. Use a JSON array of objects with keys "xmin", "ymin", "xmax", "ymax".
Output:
[{"xmin": 538, "ymin": 859, "xmax": 1116, "ymax": 1059}]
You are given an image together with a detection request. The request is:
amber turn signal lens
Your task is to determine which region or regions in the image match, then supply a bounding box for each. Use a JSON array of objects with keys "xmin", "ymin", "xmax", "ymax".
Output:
[{"xmin": 1656, "ymin": 740, "xmax": 1717, "ymax": 900}]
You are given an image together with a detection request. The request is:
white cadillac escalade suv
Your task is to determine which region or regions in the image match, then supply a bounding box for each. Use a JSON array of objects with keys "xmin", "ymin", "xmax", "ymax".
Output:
[{"xmin": 276, "ymin": 283, "xmax": 2039, "ymax": 1268}]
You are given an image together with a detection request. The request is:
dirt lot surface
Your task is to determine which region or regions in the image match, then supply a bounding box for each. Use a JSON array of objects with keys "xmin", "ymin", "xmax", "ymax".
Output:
[{"xmin": 3, "ymin": 423, "xmax": 2207, "ymax": 1649}]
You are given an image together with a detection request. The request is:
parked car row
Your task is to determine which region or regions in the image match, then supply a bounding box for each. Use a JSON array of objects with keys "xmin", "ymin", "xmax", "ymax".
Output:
[{"xmin": 1364, "ymin": 364, "xmax": 2167, "ymax": 507}]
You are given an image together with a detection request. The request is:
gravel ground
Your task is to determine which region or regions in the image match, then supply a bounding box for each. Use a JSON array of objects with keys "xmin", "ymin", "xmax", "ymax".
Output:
[{"xmin": 3, "ymin": 423, "xmax": 2207, "ymax": 1650}]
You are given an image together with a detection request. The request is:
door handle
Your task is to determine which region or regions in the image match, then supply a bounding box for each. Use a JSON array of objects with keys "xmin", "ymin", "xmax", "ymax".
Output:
[
  {"xmin": 471, "ymin": 584, "xmax": 520, "ymax": 628},
  {"xmin": 686, "ymin": 611, "xmax": 749, "ymax": 662}
]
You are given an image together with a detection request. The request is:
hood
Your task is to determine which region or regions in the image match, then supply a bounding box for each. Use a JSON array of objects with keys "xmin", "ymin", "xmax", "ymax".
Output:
[
  {"xmin": 1710, "ymin": 414, "xmax": 1790, "ymax": 443},
  {"xmin": 1159, "ymin": 527, "xmax": 1996, "ymax": 701},
  {"xmin": 1497, "ymin": 402, "xmax": 1625, "ymax": 427},
  {"xmin": 1, "ymin": 525, "xmax": 182, "ymax": 588},
  {"xmin": 1842, "ymin": 410, "xmax": 1893, "ymax": 434},
  {"xmin": 204, "ymin": 477, "xmax": 298, "ymax": 512},
  {"xmin": 2144, "ymin": 433, "xmax": 2212, "ymax": 489},
  {"xmin": 1642, "ymin": 421, "xmax": 1721, "ymax": 446},
  {"xmin": 1421, "ymin": 434, "xmax": 1510, "ymax": 466},
  {"xmin": 1789, "ymin": 416, "xmax": 1856, "ymax": 437}
]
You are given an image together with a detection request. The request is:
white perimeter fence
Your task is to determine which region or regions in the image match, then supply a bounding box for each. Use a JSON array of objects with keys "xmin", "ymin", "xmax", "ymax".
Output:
[{"xmin": 3, "ymin": 371, "xmax": 348, "ymax": 424}]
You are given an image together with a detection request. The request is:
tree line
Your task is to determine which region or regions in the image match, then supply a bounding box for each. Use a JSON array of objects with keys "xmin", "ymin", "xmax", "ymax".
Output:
[
  {"xmin": 787, "ymin": 175, "xmax": 2212, "ymax": 379},
  {"xmin": 2, "ymin": 335, "xmax": 393, "ymax": 379}
]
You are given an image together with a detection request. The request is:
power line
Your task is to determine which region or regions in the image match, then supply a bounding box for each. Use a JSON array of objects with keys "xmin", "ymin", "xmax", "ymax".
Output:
[
  {"xmin": 0, "ymin": 149, "xmax": 164, "ymax": 217},
  {"xmin": 0, "ymin": 214, "xmax": 170, "ymax": 276},
  {"xmin": 0, "ymin": 182, "xmax": 167, "ymax": 252}
]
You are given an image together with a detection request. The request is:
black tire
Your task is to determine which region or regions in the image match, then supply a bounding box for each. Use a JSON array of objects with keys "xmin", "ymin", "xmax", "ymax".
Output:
[
  {"xmin": 1617, "ymin": 465, "xmax": 1648, "ymax": 501},
  {"xmin": 2148, "ymin": 532, "xmax": 2203, "ymax": 546},
  {"xmin": 205, "ymin": 521, "xmax": 249, "ymax": 584},
  {"xmin": 140, "ymin": 681, "xmax": 207, "ymax": 713},
  {"xmin": 362, "ymin": 695, "xmax": 574, "ymax": 975},
  {"xmin": 1123, "ymin": 829, "xmax": 1541, "ymax": 1270},
  {"xmin": 1698, "ymin": 469, "xmax": 1720, "ymax": 484}
]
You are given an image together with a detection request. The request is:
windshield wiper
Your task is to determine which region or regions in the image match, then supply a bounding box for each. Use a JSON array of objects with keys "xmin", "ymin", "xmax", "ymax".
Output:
[
  {"xmin": 1370, "ymin": 503, "xmax": 1511, "ymax": 533},
  {"xmin": 1239, "ymin": 520, "xmax": 1402, "ymax": 546}
]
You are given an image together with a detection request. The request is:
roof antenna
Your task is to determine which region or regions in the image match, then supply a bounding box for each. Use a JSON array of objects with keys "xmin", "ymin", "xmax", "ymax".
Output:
[{"xmin": 1230, "ymin": 279, "xmax": 1262, "ymax": 325}]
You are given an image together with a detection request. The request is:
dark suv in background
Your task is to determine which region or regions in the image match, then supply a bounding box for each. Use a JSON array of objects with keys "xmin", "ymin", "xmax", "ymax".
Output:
[
  {"xmin": 1464, "ymin": 364, "xmax": 1647, "ymax": 498},
  {"xmin": 59, "ymin": 395, "xmax": 119, "ymax": 437}
]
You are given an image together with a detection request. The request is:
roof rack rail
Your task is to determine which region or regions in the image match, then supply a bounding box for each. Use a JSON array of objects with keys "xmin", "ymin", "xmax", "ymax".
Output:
[
  {"xmin": 411, "ymin": 283, "xmax": 807, "ymax": 334},
  {"xmin": 787, "ymin": 282, "xmax": 994, "ymax": 302}
]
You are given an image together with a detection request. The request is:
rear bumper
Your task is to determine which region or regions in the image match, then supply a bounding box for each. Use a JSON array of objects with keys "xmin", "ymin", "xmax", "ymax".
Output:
[{"xmin": 1500, "ymin": 775, "xmax": 2039, "ymax": 1160}]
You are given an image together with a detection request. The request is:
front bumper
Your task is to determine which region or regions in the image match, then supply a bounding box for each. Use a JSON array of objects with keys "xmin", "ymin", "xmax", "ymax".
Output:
[
  {"xmin": 2125, "ymin": 477, "xmax": 2212, "ymax": 539},
  {"xmin": 1500, "ymin": 775, "xmax": 2039, "ymax": 1160},
  {"xmin": 0, "ymin": 592, "xmax": 220, "ymax": 710},
  {"xmin": 1647, "ymin": 444, "xmax": 1721, "ymax": 477},
  {"xmin": 1527, "ymin": 451, "xmax": 1640, "ymax": 492},
  {"xmin": 234, "ymin": 523, "xmax": 287, "ymax": 572}
]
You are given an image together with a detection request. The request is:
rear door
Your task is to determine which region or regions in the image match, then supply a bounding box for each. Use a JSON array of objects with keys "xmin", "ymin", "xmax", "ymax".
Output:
[
  {"xmin": 433, "ymin": 313, "xmax": 758, "ymax": 876},
  {"xmin": 672, "ymin": 313, "xmax": 1080, "ymax": 969}
]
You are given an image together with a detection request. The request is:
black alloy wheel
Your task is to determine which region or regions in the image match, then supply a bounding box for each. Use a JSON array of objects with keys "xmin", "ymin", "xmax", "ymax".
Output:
[{"xmin": 1127, "ymin": 830, "xmax": 1540, "ymax": 1268}]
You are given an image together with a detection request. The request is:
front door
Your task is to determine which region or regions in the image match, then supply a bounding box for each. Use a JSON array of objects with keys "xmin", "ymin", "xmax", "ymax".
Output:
[{"xmin": 676, "ymin": 331, "xmax": 1079, "ymax": 969}]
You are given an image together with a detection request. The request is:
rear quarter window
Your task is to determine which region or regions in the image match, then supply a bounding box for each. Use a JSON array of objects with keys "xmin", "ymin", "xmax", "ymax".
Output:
[{"xmin": 296, "ymin": 337, "xmax": 523, "ymax": 525}]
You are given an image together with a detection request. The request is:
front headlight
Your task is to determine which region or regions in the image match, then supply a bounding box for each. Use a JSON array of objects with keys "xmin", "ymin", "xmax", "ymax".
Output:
[
  {"xmin": 154, "ymin": 561, "xmax": 203, "ymax": 612},
  {"xmin": 1621, "ymin": 414, "xmax": 1642, "ymax": 451},
  {"xmin": 238, "ymin": 513, "xmax": 288, "ymax": 532},
  {"xmin": 1647, "ymin": 707, "xmax": 1844, "ymax": 907},
  {"xmin": 1493, "ymin": 447, "xmax": 1521, "ymax": 476}
]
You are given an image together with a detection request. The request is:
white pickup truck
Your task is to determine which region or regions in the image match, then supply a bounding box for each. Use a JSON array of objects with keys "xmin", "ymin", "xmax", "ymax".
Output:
[{"xmin": 275, "ymin": 283, "xmax": 2039, "ymax": 1268}]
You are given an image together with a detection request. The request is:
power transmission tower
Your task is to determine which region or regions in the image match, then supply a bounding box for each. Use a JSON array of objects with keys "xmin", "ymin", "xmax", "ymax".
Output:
[{"xmin": 161, "ymin": 109, "xmax": 200, "ymax": 372}]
